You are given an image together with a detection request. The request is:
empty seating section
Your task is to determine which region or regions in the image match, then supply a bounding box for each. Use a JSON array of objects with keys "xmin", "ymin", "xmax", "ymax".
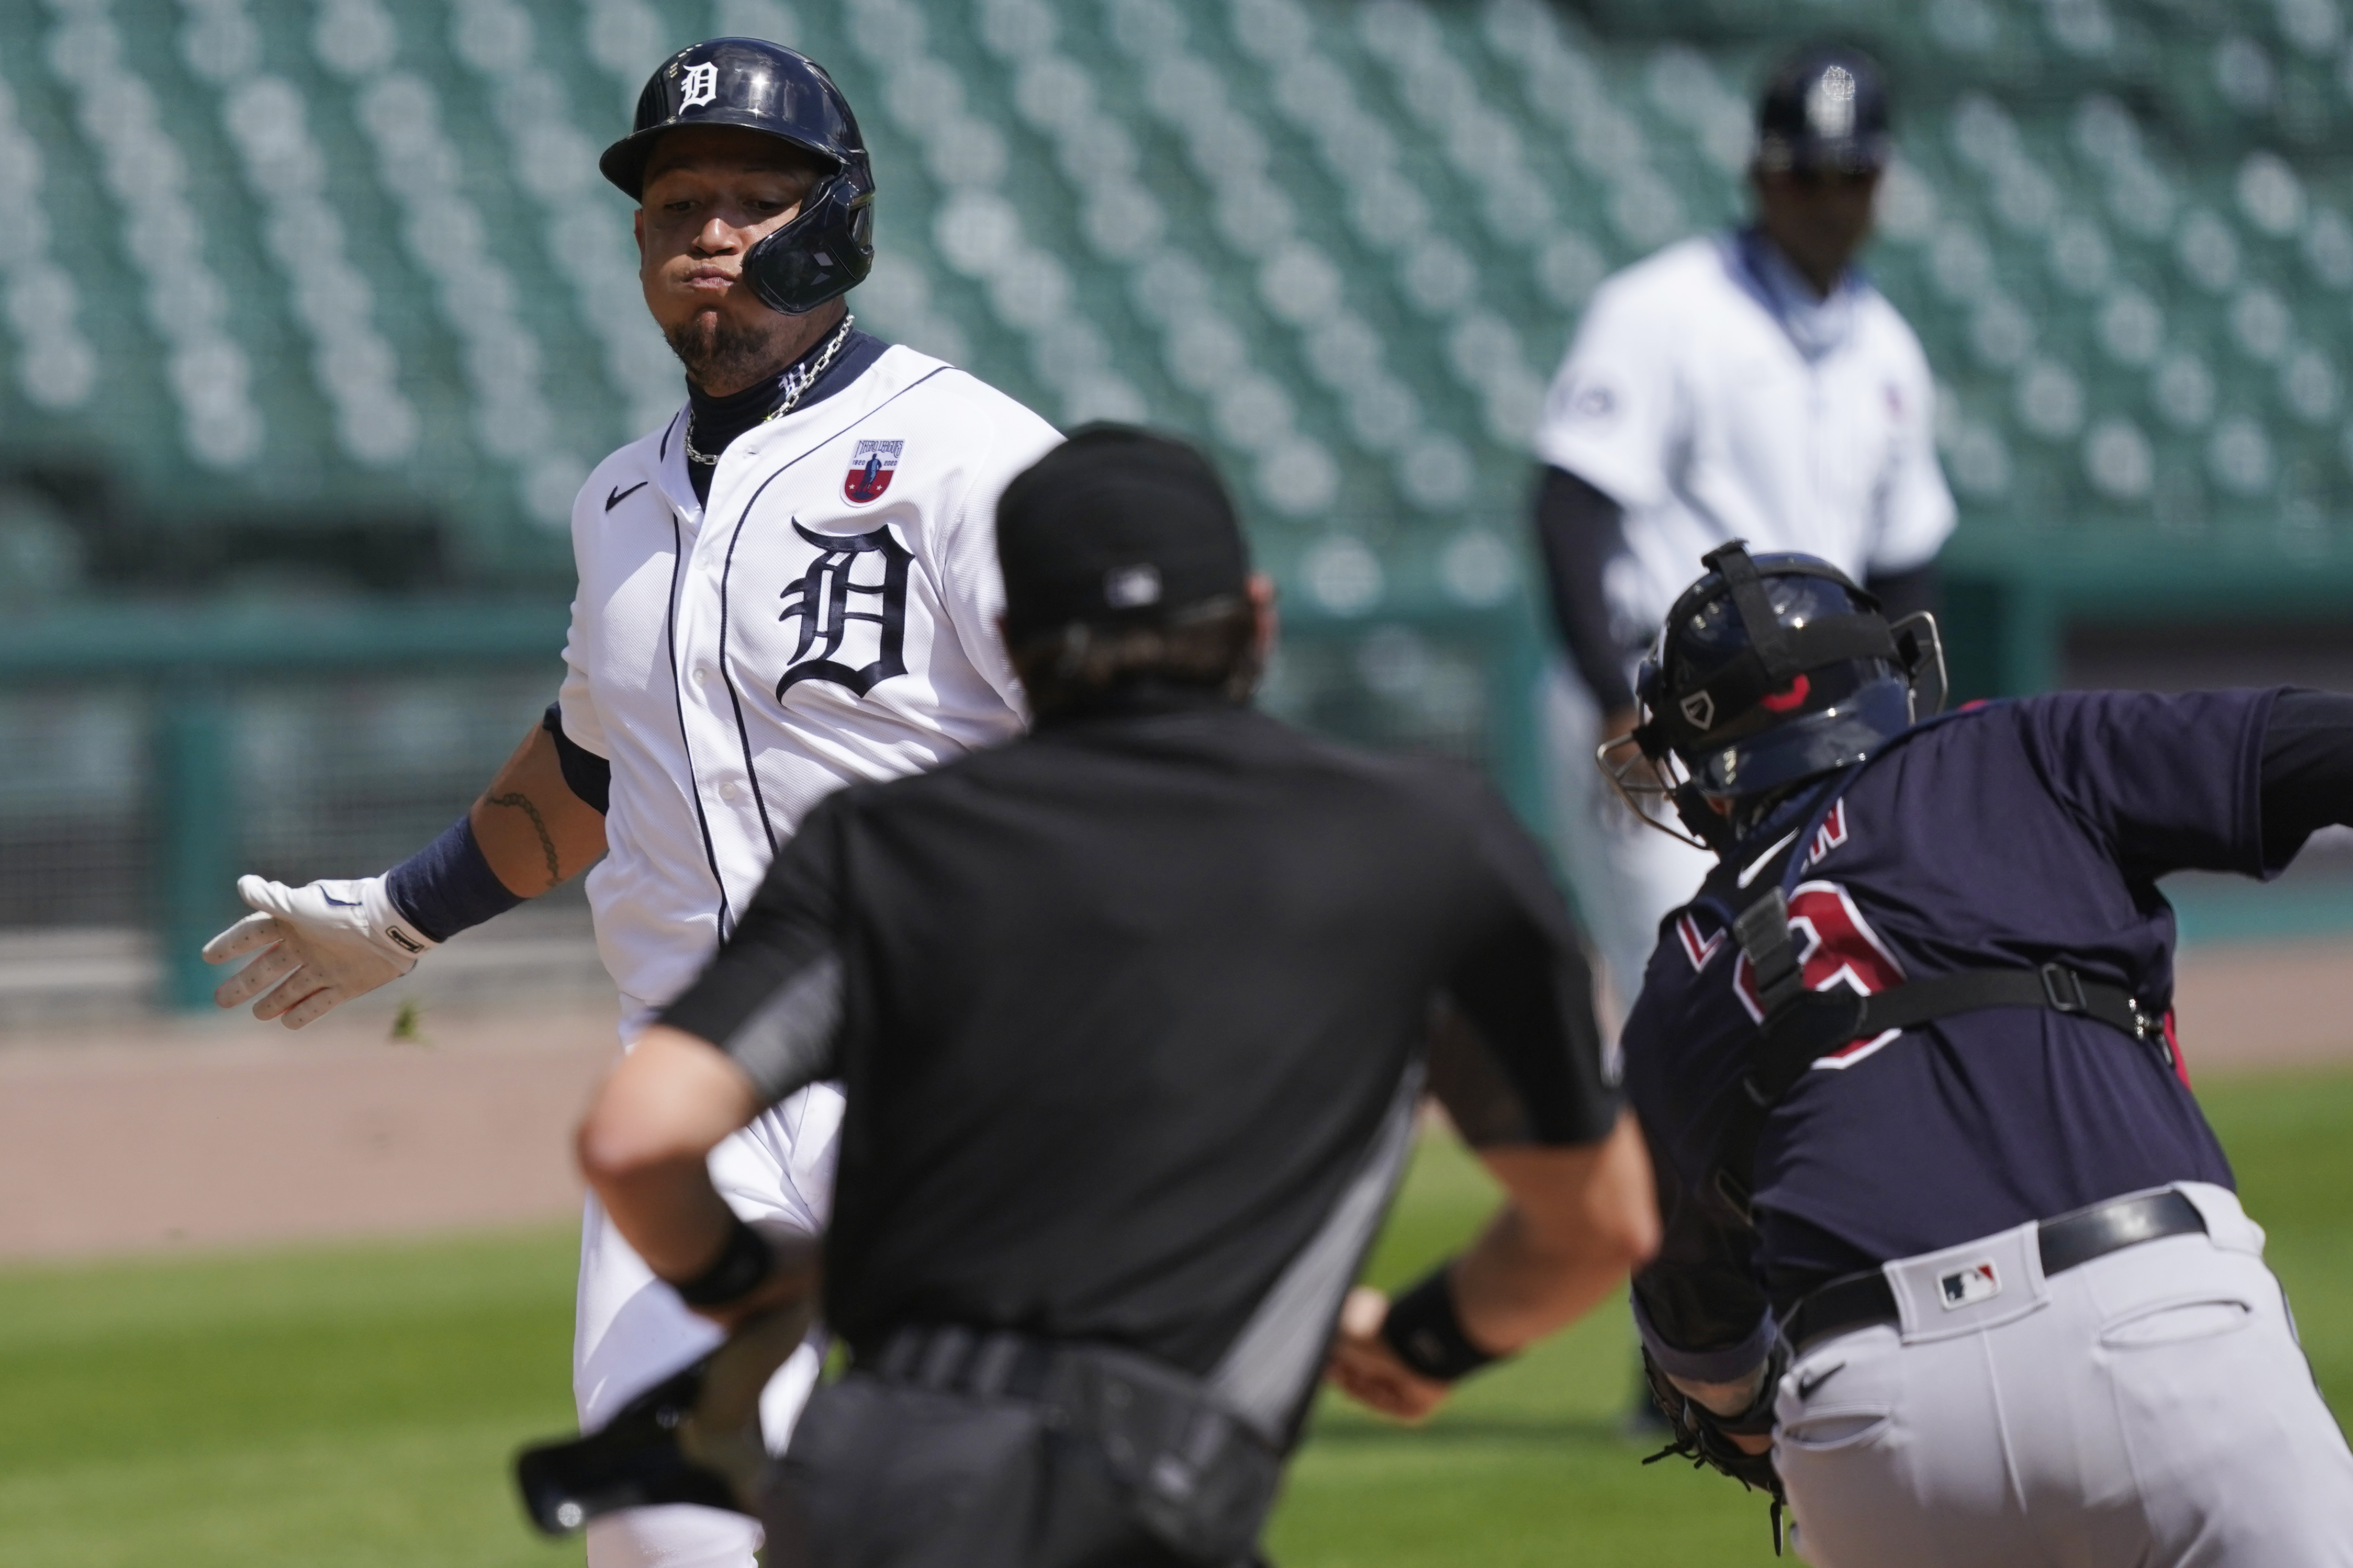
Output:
[{"xmin": 0, "ymin": 0, "xmax": 2344, "ymax": 603}]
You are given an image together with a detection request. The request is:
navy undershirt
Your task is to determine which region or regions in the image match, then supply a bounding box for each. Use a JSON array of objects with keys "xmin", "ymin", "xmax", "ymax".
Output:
[{"xmin": 682, "ymin": 323, "xmax": 888, "ymax": 504}]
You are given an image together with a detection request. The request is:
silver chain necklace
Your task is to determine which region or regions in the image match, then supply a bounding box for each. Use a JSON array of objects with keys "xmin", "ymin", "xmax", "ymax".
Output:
[{"xmin": 685, "ymin": 312, "xmax": 856, "ymax": 467}]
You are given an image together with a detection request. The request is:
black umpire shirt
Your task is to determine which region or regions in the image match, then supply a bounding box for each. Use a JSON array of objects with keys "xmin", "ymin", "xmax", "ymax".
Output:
[{"xmin": 659, "ymin": 687, "xmax": 1620, "ymax": 1419}]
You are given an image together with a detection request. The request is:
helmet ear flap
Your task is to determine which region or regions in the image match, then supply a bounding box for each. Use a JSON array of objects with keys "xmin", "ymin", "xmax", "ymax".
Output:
[
  {"xmin": 741, "ymin": 167, "xmax": 877, "ymax": 314},
  {"xmin": 1889, "ymin": 611, "xmax": 1947, "ymax": 720}
]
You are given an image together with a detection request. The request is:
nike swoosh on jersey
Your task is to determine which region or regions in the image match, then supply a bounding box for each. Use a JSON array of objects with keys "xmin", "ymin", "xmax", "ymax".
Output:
[
  {"xmin": 1796, "ymin": 1362, "xmax": 1845, "ymax": 1400},
  {"xmin": 1736, "ymin": 827, "xmax": 1803, "ymax": 888},
  {"xmin": 323, "ymin": 896, "xmax": 360, "ymax": 907},
  {"xmin": 606, "ymin": 481, "xmax": 649, "ymax": 511}
]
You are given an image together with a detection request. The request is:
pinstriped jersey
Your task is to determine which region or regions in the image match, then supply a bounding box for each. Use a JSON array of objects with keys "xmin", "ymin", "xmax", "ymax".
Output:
[{"xmin": 558, "ymin": 345, "xmax": 1062, "ymax": 1010}]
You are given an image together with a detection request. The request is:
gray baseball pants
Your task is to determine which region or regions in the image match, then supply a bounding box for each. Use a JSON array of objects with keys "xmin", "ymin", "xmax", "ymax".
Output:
[{"xmin": 1773, "ymin": 1183, "xmax": 2353, "ymax": 1567}]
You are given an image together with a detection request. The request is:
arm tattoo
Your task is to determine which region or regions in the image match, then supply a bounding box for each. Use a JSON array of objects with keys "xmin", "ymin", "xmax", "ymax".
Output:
[{"xmin": 486, "ymin": 792, "xmax": 563, "ymax": 889}]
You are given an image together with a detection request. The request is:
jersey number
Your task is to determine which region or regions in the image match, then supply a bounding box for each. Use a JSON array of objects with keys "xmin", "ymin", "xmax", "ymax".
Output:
[{"xmin": 1731, "ymin": 880, "xmax": 1907, "ymax": 1069}]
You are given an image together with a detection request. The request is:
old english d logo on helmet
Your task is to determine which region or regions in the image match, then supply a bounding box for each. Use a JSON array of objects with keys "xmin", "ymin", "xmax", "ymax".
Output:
[{"xmin": 1680, "ymin": 690, "xmax": 1716, "ymax": 730}]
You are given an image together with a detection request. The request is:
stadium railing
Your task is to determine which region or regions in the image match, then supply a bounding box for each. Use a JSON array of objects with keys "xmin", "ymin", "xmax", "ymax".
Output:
[{"xmin": 0, "ymin": 593, "xmax": 1548, "ymax": 1010}]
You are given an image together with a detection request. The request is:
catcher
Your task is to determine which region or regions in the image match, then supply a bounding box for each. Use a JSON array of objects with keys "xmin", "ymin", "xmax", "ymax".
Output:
[
  {"xmin": 522, "ymin": 427, "xmax": 1657, "ymax": 1566},
  {"xmin": 1609, "ymin": 542, "xmax": 2353, "ymax": 1563}
]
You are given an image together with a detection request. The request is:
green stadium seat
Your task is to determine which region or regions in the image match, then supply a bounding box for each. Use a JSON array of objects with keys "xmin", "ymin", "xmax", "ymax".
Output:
[{"xmin": 0, "ymin": 0, "xmax": 2346, "ymax": 599}]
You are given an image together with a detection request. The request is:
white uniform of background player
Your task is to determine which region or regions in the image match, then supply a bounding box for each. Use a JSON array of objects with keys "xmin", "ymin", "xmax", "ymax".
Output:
[
  {"xmin": 1529, "ymin": 47, "xmax": 1954, "ymax": 1016},
  {"xmin": 199, "ymin": 36, "xmax": 1060, "ymax": 1568}
]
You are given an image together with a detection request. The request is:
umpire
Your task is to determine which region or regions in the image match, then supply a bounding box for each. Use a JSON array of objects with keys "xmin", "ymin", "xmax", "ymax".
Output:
[{"xmin": 565, "ymin": 426, "xmax": 1657, "ymax": 1567}]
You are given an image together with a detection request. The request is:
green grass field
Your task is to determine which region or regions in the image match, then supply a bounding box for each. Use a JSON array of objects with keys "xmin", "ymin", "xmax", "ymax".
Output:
[{"xmin": 4, "ymin": 1068, "xmax": 2351, "ymax": 1567}]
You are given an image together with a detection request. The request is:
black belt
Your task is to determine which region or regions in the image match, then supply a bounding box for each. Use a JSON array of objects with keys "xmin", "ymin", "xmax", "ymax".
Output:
[
  {"xmin": 863, "ymin": 1324, "xmax": 1283, "ymax": 1566},
  {"xmin": 868, "ymin": 1323, "xmax": 1067, "ymax": 1401},
  {"xmin": 1781, "ymin": 1189, "xmax": 2208, "ymax": 1355}
]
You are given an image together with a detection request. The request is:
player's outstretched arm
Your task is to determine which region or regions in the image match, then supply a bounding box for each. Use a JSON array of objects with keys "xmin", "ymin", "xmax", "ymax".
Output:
[
  {"xmin": 1327, "ymin": 1111, "xmax": 1659, "ymax": 1423},
  {"xmin": 467, "ymin": 717, "xmax": 610, "ymax": 895},
  {"xmin": 203, "ymin": 712, "xmax": 610, "ymax": 1029}
]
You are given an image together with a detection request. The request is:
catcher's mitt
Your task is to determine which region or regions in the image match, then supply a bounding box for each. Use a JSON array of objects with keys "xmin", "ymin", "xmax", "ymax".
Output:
[{"xmin": 1639, "ymin": 1342, "xmax": 1789, "ymax": 1553}]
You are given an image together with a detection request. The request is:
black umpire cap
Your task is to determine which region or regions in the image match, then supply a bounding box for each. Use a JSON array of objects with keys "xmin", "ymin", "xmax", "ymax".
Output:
[
  {"xmin": 1755, "ymin": 44, "xmax": 1891, "ymax": 175},
  {"xmin": 997, "ymin": 425, "xmax": 1251, "ymax": 649}
]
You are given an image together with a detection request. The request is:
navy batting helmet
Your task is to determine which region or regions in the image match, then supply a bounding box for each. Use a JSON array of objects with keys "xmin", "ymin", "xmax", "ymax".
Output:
[
  {"xmin": 1600, "ymin": 542, "xmax": 1944, "ymax": 852},
  {"xmin": 1755, "ymin": 44, "xmax": 1891, "ymax": 175},
  {"xmin": 600, "ymin": 38, "xmax": 875, "ymax": 316}
]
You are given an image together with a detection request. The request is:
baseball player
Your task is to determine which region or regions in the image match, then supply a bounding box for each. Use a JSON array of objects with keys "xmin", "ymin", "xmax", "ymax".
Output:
[
  {"xmin": 1612, "ymin": 542, "xmax": 2353, "ymax": 1564},
  {"xmin": 1531, "ymin": 44, "xmax": 1954, "ymax": 1011},
  {"xmin": 200, "ymin": 38, "xmax": 1060, "ymax": 1568}
]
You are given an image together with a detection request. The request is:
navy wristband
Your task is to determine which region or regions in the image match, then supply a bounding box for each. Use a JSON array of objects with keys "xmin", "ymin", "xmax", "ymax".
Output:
[
  {"xmin": 383, "ymin": 814, "xmax": 525, "ymax": 943},
  {"xmin": 671, "ymin": 1215, "xmax": 774, "ymax": 1309},
  {"xmin": 1380, "ymin": 1264, "xmax": 1502, "ymax": 1382}
]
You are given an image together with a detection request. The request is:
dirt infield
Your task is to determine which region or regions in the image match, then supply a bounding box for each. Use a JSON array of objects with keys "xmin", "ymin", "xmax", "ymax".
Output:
[
  {"xmin": 0, "ymin": 939, "xmax": 2344, "ymax": 1265},
  {"xmin": 0, "ymin": 992, "xmax": 617, "ymax": 1261}
]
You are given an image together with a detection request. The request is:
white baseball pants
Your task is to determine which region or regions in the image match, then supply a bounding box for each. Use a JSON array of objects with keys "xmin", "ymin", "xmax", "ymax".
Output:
[
  {"xmin": 575, "ymin": 1000, "xmax": 845, "ymax": 1568},
  {"xmin": 1540, "ymin": 661, "xmax": 1713, "ymax": 1024},
  {"xmin": 1775, "ymin": 1183, "xmax": 2353, "ymax": 1567}
]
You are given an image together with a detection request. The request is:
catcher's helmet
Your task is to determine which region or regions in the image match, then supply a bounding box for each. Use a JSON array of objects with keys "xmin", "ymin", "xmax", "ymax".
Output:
[
  {"xmin": 599, "ymin": 38, "xmax": 875, "ymax": 316},
  {"xmin": 1600, "ymin": 542, "xmax": 1944, "ymax": 852},
  {"xmin": 1755, "ymin": 44, "xmax": 1891, "ymax": 175}
]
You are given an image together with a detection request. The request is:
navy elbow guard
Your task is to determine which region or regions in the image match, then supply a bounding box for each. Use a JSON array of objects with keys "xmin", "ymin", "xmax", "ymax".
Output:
[{"xmin": 1380, "ymin": 1264, "xmax": 1502, "ymax": 1382}]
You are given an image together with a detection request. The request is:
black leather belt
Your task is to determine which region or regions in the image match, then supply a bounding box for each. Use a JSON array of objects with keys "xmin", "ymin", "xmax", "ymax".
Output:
[
  {"xmin": 1781, "ymin": 1189, "xmax": 2208, "ymax": 1355},
  {"xmin": 861, "ymin": 1324, "xmax": 1283, "ymax": 1565},
  {"xmin": 869, "ymin": 1323, "xmax": 1067, "ymax": 1400}
]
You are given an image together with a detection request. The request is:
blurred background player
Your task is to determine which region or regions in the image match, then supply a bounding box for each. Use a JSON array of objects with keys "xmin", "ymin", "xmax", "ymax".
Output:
[
  {"xmin": 561, "ymin": 428, "xmax": 1655, "ymax": 1566},
  {"xmin": 201, "ymin": 36, "xmax": 1059, "ymax": 1568},
  {"xmin": 1617, "ymin": 544, "xmax": 2353, "ymax": 1564},
  {"xmin": 1530, "ymin": 43, "xmax": 1956, "ymax": 1014}
]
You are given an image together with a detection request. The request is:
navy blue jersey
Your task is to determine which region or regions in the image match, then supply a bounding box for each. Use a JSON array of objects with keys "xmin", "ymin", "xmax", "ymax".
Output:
[{"xmin": 1626, "ymin": 688, "xmax": 2281, "ymax": 1361}]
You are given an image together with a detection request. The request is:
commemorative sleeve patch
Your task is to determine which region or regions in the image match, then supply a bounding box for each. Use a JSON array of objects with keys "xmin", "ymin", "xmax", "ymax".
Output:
[{"xmin": 844, "ymin": 439, "xmax": 903, "ymax": 504}]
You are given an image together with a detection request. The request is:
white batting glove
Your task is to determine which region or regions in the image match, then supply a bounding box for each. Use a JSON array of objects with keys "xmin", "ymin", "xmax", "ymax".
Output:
[{"xmin": 201, "ymin": 873, "xmax": 439, "ymax": 1029}]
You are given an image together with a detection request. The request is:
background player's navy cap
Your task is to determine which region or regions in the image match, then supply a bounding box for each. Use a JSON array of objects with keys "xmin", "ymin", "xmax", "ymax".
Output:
[
  {"xmin": 996, "ymin": 425, "xmax": 1250, "ymax": 648},
  {"xmin": 1755, "ymin": 44, "xmax": 1891, "ymax": 175}
]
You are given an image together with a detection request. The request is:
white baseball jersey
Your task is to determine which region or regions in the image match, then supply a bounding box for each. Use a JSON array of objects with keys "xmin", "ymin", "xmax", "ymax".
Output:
[
  {"xmin": 560, "ymin": 343, "xmax": 1060, "ymax": 1568},
  {"xmin": 558, "ymin": 344, "xmax": 1063, "ymax": 1014},
  {"xmin": 1533, "ymin": 232, "xmax": 1955, "ymax": 641}
]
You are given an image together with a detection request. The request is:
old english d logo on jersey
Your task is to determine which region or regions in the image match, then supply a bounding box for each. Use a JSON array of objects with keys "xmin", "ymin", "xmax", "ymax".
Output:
[
  {"xmin": 776, "ymin": 520, "xmax": 913, "ymax": 699},
  {"xmin": 844, "ymin": 439, "xmax": 903, "ymax": 504}
]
